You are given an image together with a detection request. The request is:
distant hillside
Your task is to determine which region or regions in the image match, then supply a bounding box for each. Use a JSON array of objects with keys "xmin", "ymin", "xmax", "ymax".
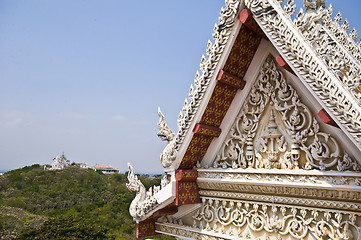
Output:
[{"xmin": 0, "ymin": 164, "xmax": 174, "ymax": 240}]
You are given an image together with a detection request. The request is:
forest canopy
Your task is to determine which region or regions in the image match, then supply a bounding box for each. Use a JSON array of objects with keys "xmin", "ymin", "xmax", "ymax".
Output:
[{"xmin": 0, "ymin": 164, "xmax": 174, "ymax": 240}]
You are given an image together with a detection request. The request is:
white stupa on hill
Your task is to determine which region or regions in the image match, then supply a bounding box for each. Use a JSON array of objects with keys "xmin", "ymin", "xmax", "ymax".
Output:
[{"xmin": 46, "ymin": 152, "xmax": 70, "ymax": 170}]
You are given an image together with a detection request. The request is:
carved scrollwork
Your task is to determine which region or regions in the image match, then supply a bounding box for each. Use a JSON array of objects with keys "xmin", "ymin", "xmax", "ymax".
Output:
[
  {"xmin": 304, "ymin": 0, "xmax": 326, "ymax": 13},
  {"xmin": 160, "ymin": 0, "xmax": 361, "ymax": 170},
  {"xmin": 198, "ymin": 169, "xmax": 361, "ymax": 188},
  {"xmin": 156, "ymin": 223, "xmax": 224, "ymax": 240},
  {"xmin": 192, "ymin": 197, "xmax": 361, "ymax": 240},
  {"xmin": 246, "ymin": 0, "xmax": 361, "ymax": 151},
  {"xmin": 298, "ymin": 6, "xmax": 361, "ymax": 106},
  {"xmin": 199, "ymin": 190, "xmax": 361, "ymax": 211},
  {"xmin": 213, "ymin": 55, "xmax": 360, "ymax": 171},
  {"xmin": 283, "ymin": 0, "xmax": 296, "ymax": 18}
]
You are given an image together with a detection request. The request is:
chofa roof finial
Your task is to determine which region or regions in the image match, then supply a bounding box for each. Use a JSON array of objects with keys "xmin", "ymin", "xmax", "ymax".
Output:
[
  {"xmin": 157, "ymin": 107, "xmax": 175, "ymax": 142},
  {"xmin": 126, "ymin": 163, "xmax": 146, "ymax": 221},
  {"xmin": 157, "ymin": 107, "xmax": 177, "ymax": 168},
  {"xmin": 304, "ymin": 0, "xmax": 326, "ymax": 13}
]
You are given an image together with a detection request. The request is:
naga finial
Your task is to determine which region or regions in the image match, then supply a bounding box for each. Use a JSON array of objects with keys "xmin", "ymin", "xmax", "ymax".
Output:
[
  {"xmin": 157, "ymin": 107, "xmax": 175, "ymax": 142},
  {"xmin": 126, "ymin": 163, "xmax": 146, "ymax": 221},
  {"xmin": 157, "ymin": 108, "xmax": 177, "ymax": 168},
  {"xmin": 126, "ymin": 163, "xmax": 143, "ymax": 193}
]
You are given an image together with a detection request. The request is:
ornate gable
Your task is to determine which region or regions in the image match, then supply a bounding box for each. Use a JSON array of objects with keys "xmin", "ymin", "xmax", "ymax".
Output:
[
  {"xmin": 127, "ymin": 0, "xmax": 361, "ymax": 239},
  {"xmin": 245, "ymin": 0, "xmax": 361, "ymax": 150},
  {"xmin": 156, "ymin": 60, "xmax": 361, "ymax": 237},
  {"xmin": 213, "ymin": 55, "xmax": 361, "ymax": 172}
]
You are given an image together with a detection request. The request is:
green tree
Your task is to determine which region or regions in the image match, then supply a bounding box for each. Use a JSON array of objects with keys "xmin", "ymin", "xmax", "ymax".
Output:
[{"xmin": 16, "ymin": 215, "xmax": 115, "ymax": 240}]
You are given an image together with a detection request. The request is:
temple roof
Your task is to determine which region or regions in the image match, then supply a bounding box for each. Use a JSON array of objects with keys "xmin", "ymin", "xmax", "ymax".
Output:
[
  {"xmin": 157, "ymin": 0, "xmax": 361, "ymax": 172},
  {"xmin": 127, "ymin": 0, "xmax": 361, "ymax": 233}
]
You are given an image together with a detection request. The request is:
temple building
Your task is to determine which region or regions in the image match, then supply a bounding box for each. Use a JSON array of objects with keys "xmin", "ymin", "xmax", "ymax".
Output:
[
  {"xmin": 46, "ymin": 152, "xmax": 70, "ymax": 170},
  {"xmin": 127, "ymin": 0, "xmax": 361, "ymax": 239}
]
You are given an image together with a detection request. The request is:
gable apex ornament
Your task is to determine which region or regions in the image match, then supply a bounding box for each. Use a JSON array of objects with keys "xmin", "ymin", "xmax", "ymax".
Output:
[
  {"xmin": 304, "ymin": 0, "xmax": 326, "ymax": 13},
  {"xmin": 213, "ymin": 55, "xmax": 361, "ymax": 172}
]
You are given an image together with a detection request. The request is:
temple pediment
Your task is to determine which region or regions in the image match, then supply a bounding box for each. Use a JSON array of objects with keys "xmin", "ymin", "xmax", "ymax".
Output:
[
  {"xmin": 212, "ymin": 55, "xmax": 361, "ymax": 173},
  {"xmin": 127, "ymin": 0, "xmax": 361, "ymax": 239}
]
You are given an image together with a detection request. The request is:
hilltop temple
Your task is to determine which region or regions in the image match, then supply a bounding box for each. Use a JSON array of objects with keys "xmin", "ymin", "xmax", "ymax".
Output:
[
  {"xmin": 127, "ymin": 0, "xmax": 361, "ymax": 239},
  {"xmin": 46, "ymin": 152, "xmax": 70, "ymax": 171}
]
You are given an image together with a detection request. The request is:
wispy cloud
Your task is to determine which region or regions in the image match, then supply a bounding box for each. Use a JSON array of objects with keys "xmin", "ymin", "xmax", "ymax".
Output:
[
  {"xmin": 6, "ymin": 117, "xmax": 23, "ymax": 127},
  {"xmin": 58, "ymin": 112, "xmax": 89, "ymax": 120},
  {"xmin": 0, "ymin": 111, "xmax": 32, "ymax": 128},
  {"xmin": 112, "ymin": 115, "xmax": 125, "ymax": 121}
]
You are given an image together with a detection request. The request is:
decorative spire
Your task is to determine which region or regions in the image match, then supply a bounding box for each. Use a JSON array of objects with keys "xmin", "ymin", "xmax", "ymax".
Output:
[
  {"xmin": 304, "ymin": 0, "xmax": 326, "ymax": 13},
  {"xmin": 60, "ymin": 152, "xmax": 66, "ymax": 160},
  {"xmin": 263, "ymin": 110, "xmax": 281, "ymax": 139}
]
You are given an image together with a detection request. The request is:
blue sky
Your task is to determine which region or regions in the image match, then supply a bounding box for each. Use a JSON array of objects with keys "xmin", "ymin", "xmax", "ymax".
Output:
[{"xmin": 1, "ymin": 0, "xmax": 360, "ymax": 173}]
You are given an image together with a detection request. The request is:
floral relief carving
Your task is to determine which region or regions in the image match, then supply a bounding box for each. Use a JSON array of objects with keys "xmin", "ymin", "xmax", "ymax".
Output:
[
  {"xmin": 197, "ymin": 180, "xmax": 361, "ymax": 202},
  {"xmin": 245, "ymin": 0, "xmax": 361, "ymax": 150},
  {"xmin": 297, "ymin": 5, "xmax": 361, "ymax": 105},
  {"xmin": 156, "ymin": 223, "xmax": 224, "ymax": 240},
  {"xmin": 198, "ymin": 170, "xmax": 361, "ymax": 187},
  {"xmin": 192, "ymin": 197, "xmax": 361, "ymax": 240},
  {"xmin": 213, "ymin": 55, "xmax": 360, "ymax": 172},
  {"xmin": 199, "ymin": 190, "xmax": 361, "ymax": 212},
  {"xmin": 159, "ymin": 0, "xmax": 361, "ymax": 169},
  {"xmin": 290, "ymin": 0, "xmax": 361, "ymax": 104},
  {"xmin": 128, "ymin": 1, "xmax": 361, "ymax": 239}
]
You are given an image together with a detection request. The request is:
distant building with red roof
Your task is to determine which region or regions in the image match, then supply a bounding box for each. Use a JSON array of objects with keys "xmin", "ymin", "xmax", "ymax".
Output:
[
  {"xmin": 79, "ymin": 163, "xmax": 89, "ymax": 169},
  {"xmin": 92, "ymin": 164, "xmax": 119, "ymax": 174}
]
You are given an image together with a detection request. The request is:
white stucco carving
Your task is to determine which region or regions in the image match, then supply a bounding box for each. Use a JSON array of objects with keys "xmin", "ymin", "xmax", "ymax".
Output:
[
  {"xmin": 245, "ymin": 0, "xmax": 361, "ymax": 151},
  {"xmin": 155, "ymin": 0, "xmax": 241, "ymax": 170},
  {"xmin": 126, "ymin": 163, "xmax": 147, "ymax": 221},
  {"xmin": 304, "ymin": 0, "xmax": 326, "ymax": 13},
  {"xmin": 155, "ymin": 196, "xmax": 361, "ymax": 239},
  {"xmin": 156, "ymin": 222, "xmax": 225, "ymax": 240},
  {"xmin": 155, "ymin": 0, "xmax": 361, "ymax": 171},
  {"xmin": 126, "ymin": 163, "xmax": 165, "ymax": 222},
  {"xmin": 173, "ymin": 0, "xmax": 240, "ymax": 151},
  {"xmin": 157, "ymin": 108, "xmax": 177, "ymax": 168},
  {"xmin": 190, "ymin": 197, "xmax": 361, "ymax": 240},
  {"xmin": 198, "ymin": 169, "xmax": 361, "ymax": 188},
  {"xmin": 213, "ymin": 55, "xmax": 360, "ymax": 171},
  {"xmin": 199, "ymin": 190, "xmax": 361, "ymax": 211}
]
